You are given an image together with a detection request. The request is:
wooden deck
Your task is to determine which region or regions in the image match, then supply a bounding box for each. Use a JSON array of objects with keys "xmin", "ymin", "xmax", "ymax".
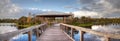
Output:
[{"xmin": 37, "ymin": 24, "xmax": 73, "ymax": 41}]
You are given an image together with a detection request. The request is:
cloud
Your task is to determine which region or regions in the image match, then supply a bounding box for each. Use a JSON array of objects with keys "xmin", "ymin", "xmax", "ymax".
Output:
[
  {"xmin": 77, "ymin": 0, "xmax": 120, "ymax": 18},
  {"xmin": 29, "ymin": 7, "xmax": 52, "ymax": 11},
  {"xmin": 0, "ymin": 0, "xmax": 22, "ymax": 19},
  {"xmin": 0, "ymin": 0, "xmax": 52, "ymax": 19},
  {"xmin": 73, "ymin": 11, "xmax": 99, "ymax": 18}
]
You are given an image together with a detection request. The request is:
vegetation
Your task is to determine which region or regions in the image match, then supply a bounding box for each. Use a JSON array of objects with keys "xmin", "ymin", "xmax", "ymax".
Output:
[
  {"xmin": 0, "ymin": 19, "xmax": 17, "ymax": 23},
  {"xmin": 0, "ymin": 16, "xmax": 41, "ymax": 29},
  {"xmin": 69, "ymin": 16, "xmax": 120, "ymax": 27},
  {"xmin": 0, "ymin": 15, "xmax": 120, "ymax": 29},
  {"xmin": 17, "ymin": 16, "xmax": 41, "ymax": 29}
]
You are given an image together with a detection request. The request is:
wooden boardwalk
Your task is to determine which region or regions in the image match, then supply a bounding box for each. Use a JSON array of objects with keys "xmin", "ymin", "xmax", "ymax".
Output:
[{"xmin": 37, "ymin": 24, "xmax": 73, "ymax": 41}]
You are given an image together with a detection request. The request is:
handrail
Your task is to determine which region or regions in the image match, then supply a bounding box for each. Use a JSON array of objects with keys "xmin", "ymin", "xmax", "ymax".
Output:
[
  {"xmin": 0, "ymin": 23, "xmax": 47, "ymax": 41},
  {"xmin": 60, "ymin": 23, "xmax": 120, "ymax": 41}
]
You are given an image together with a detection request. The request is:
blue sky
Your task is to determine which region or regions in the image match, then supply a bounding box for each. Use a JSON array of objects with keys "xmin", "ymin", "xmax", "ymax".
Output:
[
  {"xmin": 0, "ymin": 0, "xmax": 120, "ymax": 19},
  {"xmin": 11, "ymin": 0, "xmax": 80, "ymax": 12}
]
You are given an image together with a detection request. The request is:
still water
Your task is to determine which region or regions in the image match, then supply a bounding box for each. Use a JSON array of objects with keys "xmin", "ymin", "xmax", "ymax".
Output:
[
  {"xmin": 0, "ymin": 23, "xmax": 120, "ymax": 41},
  {"xmin": 74, "ymin": 24, "xmax": 120, "ymax": 41},
  {"xmin": 0, "ymin": 23, "xmax": 36, "ymax": 41}
]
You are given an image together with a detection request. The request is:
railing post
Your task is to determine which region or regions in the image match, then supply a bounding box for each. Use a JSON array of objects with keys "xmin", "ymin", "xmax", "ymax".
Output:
[
  {"xmin": 104, "ymin": 36, "xmax": 110, "ymax": 41},
  {"xmin": 41, "ymin": 26, "xmax": 44, "ymax": 32},
  {"xmin": 61, "ymin": 25, "xmax": 64, "ymax": 31},
  {"xmin": 43, "ymin": 26, "xmax": 45, "ymax": 31},
  {"xmin": 4, "ymin": 40, "xmax": 8, "ymax": 41},
  {"xmin": 66, "ymin": 27, "xmax": 68, "ymax": 33},
  {"xmin": 28, "ymin": 31, "xmax": 32, "ymax": 41},
  {"xmin": 79, "ymin": 30, "xmax": 84, "ymax": 41},
  {"xmin": 36, "ymin": 28, "xmax": 39, "ymax": 38},
  {"xmin": 71, "ymin": 28, "xmax": 74, "ymax": 38},
  {"xmin": 40, "ymin": 28, "xmax": 42, "ymax": 33},
  {"xmin": 64, "ymin": 26, "xmax": 66, "ymax": 31}
]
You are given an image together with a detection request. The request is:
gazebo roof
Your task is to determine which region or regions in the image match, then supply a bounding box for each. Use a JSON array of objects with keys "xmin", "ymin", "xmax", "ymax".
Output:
[{"xmin": 36, "ymin": 11, "xmax": 73, "ymax": 17}]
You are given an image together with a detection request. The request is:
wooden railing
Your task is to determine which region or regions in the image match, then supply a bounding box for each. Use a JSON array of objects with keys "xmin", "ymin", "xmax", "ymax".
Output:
[
  {"xmin": 60, "ymin": 23, "xmax": 120, "ymax": 41},
  {"xmin": 0, "ymin": 23, "xmax": 47, "ymax": 41}
]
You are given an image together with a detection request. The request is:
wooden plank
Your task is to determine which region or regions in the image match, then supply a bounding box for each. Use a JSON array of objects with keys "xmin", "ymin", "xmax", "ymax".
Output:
[
  {"xmin": 28, "ymin": 31, "xmax": 32, "ymax": 41},
  {"xmin": 37, "ymin": 24, "xmax": 73, "ymax": 41},
  {"xmin": 70, "ymin": 28, "xmax": 73, "ymax": 38},
  {"xmin": 79, "ymin": 30, "xmax": 84, "ymax": 41},
  {"xmin": 36, "ymin": 28, "xmax": 39, "ymax": 38}
]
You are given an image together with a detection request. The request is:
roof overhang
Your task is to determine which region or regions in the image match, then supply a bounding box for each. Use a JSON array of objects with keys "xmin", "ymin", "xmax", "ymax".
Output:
[{"xmin": 36, "ymin": 14, "xmax": 73, "ymax": 17}]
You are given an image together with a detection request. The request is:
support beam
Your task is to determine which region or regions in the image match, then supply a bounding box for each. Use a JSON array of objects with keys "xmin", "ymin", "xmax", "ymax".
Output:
[
  {"xmin": 63, "ymin": 16, "xmax": 66, "ymax": 23},
  {"xmin": 79, "ymin": 30, "xmax": 84, "ymax": 41},
  {"xmin": 70, "ymin": 28, "xmax": 74, "ymax": 38},
  {"xmin": 28, "ymin": 31, "xmax": 32, "ymax": 41},
  {"xmin": 104, "ymin": 36, "xmax": 110, "ymax": 41},
  {"xmin": 36, "ymin": 28, "xmax": 39, "ymax": 38}
]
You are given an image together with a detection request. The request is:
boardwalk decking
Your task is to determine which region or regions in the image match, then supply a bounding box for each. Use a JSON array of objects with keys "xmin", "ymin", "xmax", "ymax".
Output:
[{"xmin": 37, "ymin": 24, "xmax": 72, "ymax": 41}]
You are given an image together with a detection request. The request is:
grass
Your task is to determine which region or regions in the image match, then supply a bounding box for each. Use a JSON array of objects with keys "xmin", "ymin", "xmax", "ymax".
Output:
[
  {"xmin": 16, "ymin": 23, "xmax": 40, "ymax": 29},
  {"xmin": 70, "ymin": 22, "xmax": 93, "ymax": 27},
  {"xmin": 78, "ymin": 23, "xmax": 93, "ymax": 27}
]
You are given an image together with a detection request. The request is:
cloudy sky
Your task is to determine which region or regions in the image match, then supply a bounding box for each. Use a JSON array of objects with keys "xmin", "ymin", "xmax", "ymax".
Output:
[{"xmin": 0, "ymin": 0, "xmax": 120, "ymax": 19}]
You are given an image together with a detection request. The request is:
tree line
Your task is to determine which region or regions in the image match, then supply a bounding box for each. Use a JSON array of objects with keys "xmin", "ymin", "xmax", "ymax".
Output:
[{"xmin": 69, "ymin": 16, "xmax": 120, "ymax": 27}]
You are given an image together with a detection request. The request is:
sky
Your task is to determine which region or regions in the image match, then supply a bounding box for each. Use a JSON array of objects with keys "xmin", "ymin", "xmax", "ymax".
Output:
[{"xmin": 0, "ymin": 0, "xmax": 120, "ymax": 19}]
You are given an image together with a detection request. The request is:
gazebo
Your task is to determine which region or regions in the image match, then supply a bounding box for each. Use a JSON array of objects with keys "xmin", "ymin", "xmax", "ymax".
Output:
[{"xmin": 35, "ymin": 11, "xmax": 74, "ymax": 23}]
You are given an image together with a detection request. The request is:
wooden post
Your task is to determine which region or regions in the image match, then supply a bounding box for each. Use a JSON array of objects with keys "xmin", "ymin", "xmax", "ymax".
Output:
[
  {"xmin": 4, "ymin": 40, "xmax": 8, "ymax": 41},
  {"xmin": 66, "ymin": 27, "xmax": 68, "ymax": 34},
  {"xmin": 62, "ymin": 25, "xmax": 63, "ymax": 31},
  {"xmin": 104, "ymin": 36, "xmax": 110, "ymax": 41},
  {"xmin": 79, "ymin": 30, "xmax": 84, "ymax": 41},
  {"xmin": 63, "ymin": 16, "xmax": 66, "ymax": 23},
  {"xmin": 40, "ymin": 28, "xmax": 42, "ymax": 33},
  {"xmin": 28, "ymin": 31, "xmax": 32, "ymax": 41},
  {"xmin": 64, "ymin": 26, "xmax": 66, "ymax": 31},
  {"xmin": 36, "ymin": 28, "xmax": 39, "ymax": 38},
  {"xmin": 71, "ymin": 28, "xmax": 74, "ymax": 38},
  {"xmin": 60, "ymin": 25, "xmax": 63, "ymax": 30},
  {"xmin": 43, "ymin": 26, "xmax": 45, "ymax": 31},
  {"xmin": 65, "ymin": 26, "xmax": 67, "ymax": 32}
]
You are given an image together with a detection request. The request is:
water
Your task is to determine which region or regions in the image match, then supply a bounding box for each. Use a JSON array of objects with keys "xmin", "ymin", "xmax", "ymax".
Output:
[
  {"xmin": 74, "ymin": 24, "xmax": 120, "ymax": 41},
  {"xmin": 0, "ymin": 23, "xmax": 36, "ymax": 41},
  {"xmin": 0, "ymin": 23, "xmax": 17, "ymax": 34},
  {"xmin": 10, "ymin": 34, "xmax": 36, "ymax": 41},
  {"xmin": 0, "ymin": 23, "xmax": 120, "ymax": 41}
]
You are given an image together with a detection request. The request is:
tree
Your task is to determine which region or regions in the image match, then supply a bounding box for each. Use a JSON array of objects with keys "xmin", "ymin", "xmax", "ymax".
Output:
[{"xmin": 18, "ymin": 16, "xmax": 27, "ymax": 25}]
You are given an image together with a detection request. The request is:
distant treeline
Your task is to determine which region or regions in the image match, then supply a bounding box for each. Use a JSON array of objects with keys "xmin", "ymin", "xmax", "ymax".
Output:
[
  {"xmin": 0, "ymin": 16, "xmax": 41, "ymax": 29},
  {"xmin": 0, "ymin": 19, "xmax": 17, "ymax": 23},
  {"xmin": 0, "ymin": 16, "xmax": 120, "ymax": 26},
  {"xmin": 69, "ymin": 16, "xmax": 120, "ymax": 27}
]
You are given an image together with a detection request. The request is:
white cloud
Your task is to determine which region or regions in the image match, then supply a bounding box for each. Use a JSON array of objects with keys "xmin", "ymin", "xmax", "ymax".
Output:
[
  {"xmin": 77, "ymin": 0, "xmax": 120, "ymax": 18},
  {"xmin": 29, "ymin": 7, "xmax": 52, "ymax": 11},
  {"xmin": 73, "ymin": 11, "xmax": 100, "ymax": 18},
  {"xmin": 42, "ymin": 9, "xmax": 52, "ymax": 11},
  {"xmin": 0, "ymin": 0, "xmax": 22, "ymax": 19}
]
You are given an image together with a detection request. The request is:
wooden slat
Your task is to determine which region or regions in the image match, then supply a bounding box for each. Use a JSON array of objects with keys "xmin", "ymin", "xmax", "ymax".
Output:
[{"xmin": 37, "ymin": 24, "xmax": 73, "ymax": 41}]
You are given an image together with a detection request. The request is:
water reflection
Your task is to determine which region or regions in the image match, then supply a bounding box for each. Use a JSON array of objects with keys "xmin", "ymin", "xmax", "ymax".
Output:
[
  {"xmin": 11, "ymin": 34, "xmax": 36, "ymax": 41},
  {"xmin": 74, "ymin": 24, "xmax": 120, "ymax": 41},
  {"xmin": 0, "ymin": 23, "xmax": 36, "ymax": 41},
  {"xmin": 0, "ymin": 23, "xmax": 120, "ymax": 41},
  {"xmin": 0, "ymin": 23, "xmax": 17, "ymax": 34}
]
